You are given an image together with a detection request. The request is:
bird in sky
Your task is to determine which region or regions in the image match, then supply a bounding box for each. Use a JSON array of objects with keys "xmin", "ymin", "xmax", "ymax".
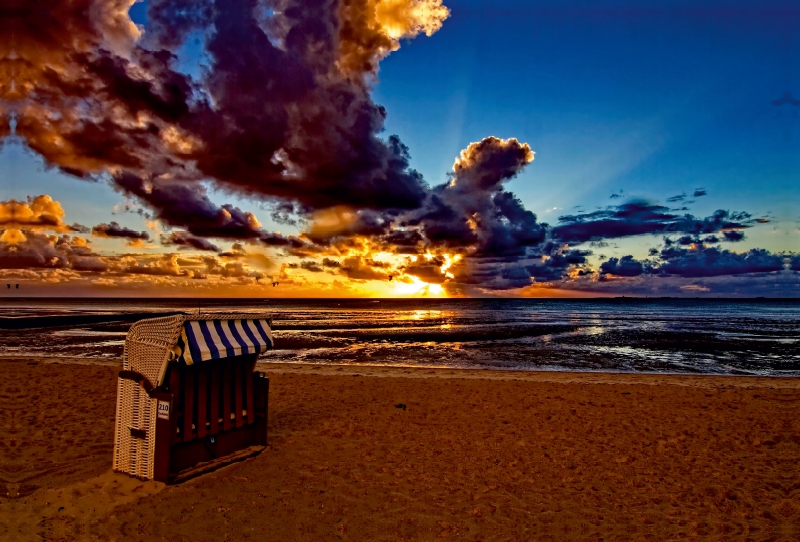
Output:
[
  {"xmin": 388, "ymin": 275, "xmax": 394, "ymax": 281},
  {"xmin": 272, "ymin": 281, "xmax": 279, "ymax": 287}
]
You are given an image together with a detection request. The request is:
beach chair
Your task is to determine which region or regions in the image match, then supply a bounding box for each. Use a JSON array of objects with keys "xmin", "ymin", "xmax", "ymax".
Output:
[{"xmin": 113, "ymin": 313, "xmax": 273, "ymax": 482}]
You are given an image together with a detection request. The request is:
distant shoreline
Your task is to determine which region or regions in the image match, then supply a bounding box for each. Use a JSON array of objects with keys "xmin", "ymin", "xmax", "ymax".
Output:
[
  {"xmin": 1, "ymin": 296, "xmax": 799, "ymax": 301},
  {"xmin": 0, "ymin": 312, "xmax": 186, "ymax": 329}
]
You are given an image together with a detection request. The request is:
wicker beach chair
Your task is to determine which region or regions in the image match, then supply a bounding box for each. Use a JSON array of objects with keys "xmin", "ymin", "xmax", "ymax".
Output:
[{"xmin": 113, "ymin": 313, "xmax": 273, "ymax": 482}]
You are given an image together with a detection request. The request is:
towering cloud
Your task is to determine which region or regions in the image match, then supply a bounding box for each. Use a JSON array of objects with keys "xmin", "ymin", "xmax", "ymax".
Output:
[{"xmin": 1, "ymin": 0, "xmax": 446, "ymax": 225}]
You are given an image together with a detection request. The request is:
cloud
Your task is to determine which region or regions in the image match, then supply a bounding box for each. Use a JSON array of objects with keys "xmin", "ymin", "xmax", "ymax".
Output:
[
  {"xmin": 339, "ymin": 256, "xmax": 391, "ymax": 281},
  {"xmin": 404, "ymin": 137, "xmax": 540, "ymax": 255},
  {"xmin": 92, "ymin": 221, "xmax": 151, "ymax": 242},
  {"xmin": 722, "ymin": 230, "xmax": 745, "ymax": 242},
  {"xmin": 553, "ymin": 202, "xmax": 755, "ymax": 244},
  {"xmin": 162, "ymin": 231, "xmax": 221, "ymax": 252},
  {"xmin": 693, "ymin": 188, "xmax": 707, "ymax": 197},
  {"xmin": 597, "ymin": 245, "xmax": 788, "ymax": 280},
  {"xmin": 113, "ymin": 172, "xmax": 307, "ymax": 249},
  {"xmin": 599, "ymin": 255, "xmax": 645, "ymax": 277},
  {"xmin": 387, "ymin": 136, "xmax": 555, "ymax": 290},
  {"xmin": 0, "ymin": 231, "xmax": 108, "ymax": 272},
  {"xmin": 666, "ymin": 193, "xmax": 686, "ymax": 203},
  {"xmin": 300, "ymin": 260, "xmax": 324, "ymax": 273},
  {"xmin": 0, "ymin": 196, "xmax": 73, "ymax": 232},
  {"xmin": 0, "ymin": 196, "xmax": 279, "ymax": 290},
  {"xmin": 336, "ymin": 0, "xmax": 450, "ymax": 76},
  {"xmin": 659, "ymin": 246, "xmax": 787, "ymax": 278},
  {"xmin": 4, "ymin": 0, "xmax": 446, "ymax": 223}
]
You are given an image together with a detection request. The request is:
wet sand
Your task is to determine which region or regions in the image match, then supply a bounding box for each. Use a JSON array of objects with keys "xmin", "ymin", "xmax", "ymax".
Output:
[{"xmin": 2, "ymin": 357, "xmax": 799, "ymax": 541}]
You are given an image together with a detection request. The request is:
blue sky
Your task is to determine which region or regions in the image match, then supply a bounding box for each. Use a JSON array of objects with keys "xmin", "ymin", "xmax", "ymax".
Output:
[{"xmin": 373, "ymin": 1, "xmax": 799, "ymax": 240}]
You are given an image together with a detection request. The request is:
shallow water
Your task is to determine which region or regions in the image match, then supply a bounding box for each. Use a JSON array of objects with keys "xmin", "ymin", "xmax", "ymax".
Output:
[{"xmin": 1, "ymin": 298, "xmax": 798, "ymax": 376}]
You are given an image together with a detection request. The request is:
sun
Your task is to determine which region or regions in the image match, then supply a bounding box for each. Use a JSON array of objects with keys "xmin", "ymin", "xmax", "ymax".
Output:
[{"xmin": 391, "ymin": 276, "xmax": 446, "ymax": 297}]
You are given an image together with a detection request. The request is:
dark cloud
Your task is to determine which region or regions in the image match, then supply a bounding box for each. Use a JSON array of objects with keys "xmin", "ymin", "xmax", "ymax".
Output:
[
  {"xmin": 388, "ymin": 137, "xmax": 558, "ymax": 290},
  {"xmin": 0, "ymin": 232, "xmax": 107, "ymax": 272},
  {"xmin": 92, "ymin": 222, "xmax": 150, "ymax": 241},
  {"xmin": 113, "ymin": 172, "xmax": 307, "ymax": 250},
  {"xmin": 553, "ymin": 202, "xmax": 754, "ymax": 244},
  {"xmin": 693, "ymin": 189, "xmax": 707, "ymax": 197},
  {"xmin": 300, "ymin": 260, "xmax": 323, "ymax": 273},
  {"xmin": 609, "ymin": 193, "xmax": 621, "ymax": 199},
  {"xmin": 657, "ymin": 246, "xmax": 785, "ymax": 278},
  {"xmin": 600, "ymin": 255, "xmax": 645, "ymax": 277},
  {"xmin": 380, "ymin": 229, "xmax": 425, "ymax": 254},
  {"xmin": 600, "ymin": 245, "xmax": 787, "ymax": 280},
  {"xmin": 4, "ymin": 0, "xmax": 446, "ymax": 219},
  {"xmin": 722, "ymin": 230, "xmax": 745, "ymax": 242},
  {"xmin": 403, "ymin": 256, "xmax": 448, "ymax": 284},
  {"xmin": 268, "ymin": 202, "xmax": 302, "ymax": 227},
  {"xmin": 666, "ymin": 193, "xmax": 686, "ymax": 203},
  {"xmin": 69, "ymin": 223, "xmax": 91, "ymax": 234},
  {"xmin": 527, "ymin": 247, "xmax": 591, "ymax": 282},
  {"xmin": 405, "ymin": 138, "xmax": 541, "ymax": 256},
  {"xmin": 339, "ymin": 256, "xmax": 390, "ymax": 281},
  {"xmin": 162, "ymin": 231, "xmax": 221, "ymax": 252}
]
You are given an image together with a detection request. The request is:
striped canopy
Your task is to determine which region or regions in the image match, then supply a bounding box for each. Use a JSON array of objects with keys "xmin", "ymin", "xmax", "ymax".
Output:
[{"xmin": 172, "ymin": 319, "xmax": 274, "ymax": 365}]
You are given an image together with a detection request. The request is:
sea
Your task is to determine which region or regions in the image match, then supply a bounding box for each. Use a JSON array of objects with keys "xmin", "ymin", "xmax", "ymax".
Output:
[{"xmin": 0, "ymin": 298, "xmax": 798, "ymax": 376}]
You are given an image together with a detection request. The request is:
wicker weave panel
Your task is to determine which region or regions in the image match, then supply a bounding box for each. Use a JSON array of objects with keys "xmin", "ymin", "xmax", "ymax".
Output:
[{"xmin": 113, "ymin": 312, "xmax": 273, "ymax": 480}]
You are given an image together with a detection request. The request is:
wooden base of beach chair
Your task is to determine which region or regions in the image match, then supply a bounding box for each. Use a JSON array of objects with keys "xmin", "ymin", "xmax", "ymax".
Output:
[
  {"xmin": 168, "ymin": 445, "xmax": 265, "ymax": 484},
  {"xmin": 151, "ymin": 361, "xmax": 269, "ymax": 483}
]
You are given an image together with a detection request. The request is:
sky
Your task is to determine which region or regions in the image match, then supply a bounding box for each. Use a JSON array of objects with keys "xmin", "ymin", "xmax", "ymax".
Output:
[{"xmin": 0, "ymin": 0, "xmax": 798, "ymax": 297}]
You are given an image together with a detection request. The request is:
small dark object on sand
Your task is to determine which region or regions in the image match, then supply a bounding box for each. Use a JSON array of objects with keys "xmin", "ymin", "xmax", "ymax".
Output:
[{"xmin": 395, "ymin": 404, "xmax": 407, "ymax": 411}]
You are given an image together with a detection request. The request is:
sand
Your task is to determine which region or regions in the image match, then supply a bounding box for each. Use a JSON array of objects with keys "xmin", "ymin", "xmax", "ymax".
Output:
[{"xmin": 1, "ymin": 358, "xmax": 799, "ymax": 541}]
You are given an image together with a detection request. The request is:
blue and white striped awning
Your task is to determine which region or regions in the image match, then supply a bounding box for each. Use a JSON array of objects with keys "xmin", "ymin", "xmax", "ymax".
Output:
[{"xmin": 172, "ymin": 319, "xmax": 274, "ymax": 365}]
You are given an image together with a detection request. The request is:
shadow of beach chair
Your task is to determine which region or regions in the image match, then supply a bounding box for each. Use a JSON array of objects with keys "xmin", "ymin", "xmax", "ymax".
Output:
[{"xmin": 113, "ymin": 313, "xmax": 273, "ymax": 483}]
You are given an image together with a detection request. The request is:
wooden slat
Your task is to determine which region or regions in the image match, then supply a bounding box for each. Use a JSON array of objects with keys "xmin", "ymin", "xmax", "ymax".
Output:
[
  {"xmin": 169, "ymin": 365, "xmax": 182, "ymax": 444},
  {"xmin": 234, "ymin": 359, "xmax": 244, "ymax": 428},
  {"xmin": 246, "ymin": 360, "xmax": 255, "ymax": 425},
  {"xmin": 183, "ymin": 366, "xmax": 194, "ymax": 443},
  {"xmin": 196, "ymin": 364, "xmax": 207, "ymax": 439},
  {"xmin": 222, "ymin": 362, "xmax": 233, "ymax": 431},
  {"xmin": 209, "ymin": 364, "xmax": 220, "ymax": 435},
  {"xmin": 169, "ymin": 363, "xmax": 181, "ymax": 395}
]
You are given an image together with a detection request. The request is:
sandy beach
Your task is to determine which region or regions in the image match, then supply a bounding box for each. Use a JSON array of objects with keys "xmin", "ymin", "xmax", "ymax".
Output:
[{"xmin": 2, "ymin": 357, "xmax": 799, "ymax": 541}]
